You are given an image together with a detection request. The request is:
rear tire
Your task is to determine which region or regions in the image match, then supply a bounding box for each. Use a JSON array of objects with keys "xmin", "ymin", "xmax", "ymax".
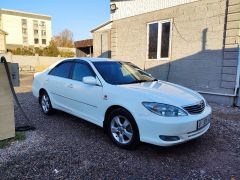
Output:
[
  {"xmin": 107, "ymin": 108, "xmax": 140, "ymax": 149},
  {"xmin": 39, "ymin": 91, "xmax": 53, "ymax": 115}
]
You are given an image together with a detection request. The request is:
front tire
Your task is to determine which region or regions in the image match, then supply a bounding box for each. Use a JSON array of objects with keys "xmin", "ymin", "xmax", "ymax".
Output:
[
  {"xmin": 40, "ymin": 91, "xmax": 53, "ymax": 115},
  {"xmin": 107, "ymin": 108, "xmax": 140, "ymax": 149}
]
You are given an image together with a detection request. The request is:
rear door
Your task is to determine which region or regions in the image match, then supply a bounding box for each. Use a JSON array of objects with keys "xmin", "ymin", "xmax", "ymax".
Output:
[{"xmin": 46, "ymin": 61, "xmax": 74, "ymax": 112}]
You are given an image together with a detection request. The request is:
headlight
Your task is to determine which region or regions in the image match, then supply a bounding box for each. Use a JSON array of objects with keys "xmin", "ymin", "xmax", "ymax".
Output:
[{"xmin": 142, "ymin": 102, "xmax": 188, "ymax": 117}]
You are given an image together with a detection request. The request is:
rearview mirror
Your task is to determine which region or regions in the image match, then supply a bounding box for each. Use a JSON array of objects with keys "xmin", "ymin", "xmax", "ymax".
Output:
[{"xmin": 83, "ymin": 76, "xmax": 100, "ymax": 86}]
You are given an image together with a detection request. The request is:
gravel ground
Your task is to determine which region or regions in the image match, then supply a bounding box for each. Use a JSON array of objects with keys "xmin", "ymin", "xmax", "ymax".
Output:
[{"xmin": 0, "ymin": 72, "xmax": 240, "ymax": 179}]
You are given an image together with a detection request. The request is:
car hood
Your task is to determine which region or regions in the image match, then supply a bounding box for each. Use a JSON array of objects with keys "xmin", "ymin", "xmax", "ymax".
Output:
[{"xmin": 119, "ymin": 81, "xmax": 203, "ymax": 106}]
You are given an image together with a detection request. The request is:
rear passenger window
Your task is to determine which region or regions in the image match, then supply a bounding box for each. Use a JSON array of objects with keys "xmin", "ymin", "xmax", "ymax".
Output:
[
  {"xmin": 49, "ymin": 62, "xmax": 73, "ymax": 78},
  {"xmin": 72, "ymin": 63, "xmax": 96, "ymax": 82}
]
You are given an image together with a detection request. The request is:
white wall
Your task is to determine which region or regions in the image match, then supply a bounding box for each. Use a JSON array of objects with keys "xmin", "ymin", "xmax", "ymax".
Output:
[
  {"xmin": 3, "ymin": 53, "xmax": 62, "ymax": 67},
  {"xmin": 111, "ymin": 0, "xmax": 199, "ymax": 20},
  {"xmin": 0, "ymin": 33, "xmax": 6, "ymax": 53},
  {"xmin": 1, "ymin": 13, "xmax": 52, "ymax": 47}
]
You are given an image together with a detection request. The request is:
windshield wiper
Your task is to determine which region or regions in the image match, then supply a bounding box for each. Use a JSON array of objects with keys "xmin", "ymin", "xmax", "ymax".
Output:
[
  {"xmin": 151, "ymin": 79, "xmax": 158, "ymax": 82},
  {"xmin": 128, "ymin": 79, "xmax": 158, "ymax": 84}
]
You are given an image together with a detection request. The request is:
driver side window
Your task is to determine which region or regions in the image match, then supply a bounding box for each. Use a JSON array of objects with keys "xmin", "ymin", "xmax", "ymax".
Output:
[{"xmin": 72, "ymin": 62, "xmax": 96, "ymax": 82}]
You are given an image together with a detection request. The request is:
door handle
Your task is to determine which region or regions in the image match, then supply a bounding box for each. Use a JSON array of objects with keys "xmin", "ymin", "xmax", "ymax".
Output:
[{"xmin": 67, "ymin": 84, "xmax": 73, "ymax": 88}]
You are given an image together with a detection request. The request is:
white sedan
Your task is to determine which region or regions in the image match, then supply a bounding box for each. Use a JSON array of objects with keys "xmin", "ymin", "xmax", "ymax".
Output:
[{"xmin": 32, "ymin": 58, "xmax": 212, "ymax": 149}]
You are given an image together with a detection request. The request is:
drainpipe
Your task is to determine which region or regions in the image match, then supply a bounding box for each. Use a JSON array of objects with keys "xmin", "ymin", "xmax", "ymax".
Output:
[{"xmin": 234, "ymin": 45, "xmax": 240, "ymax": 105}]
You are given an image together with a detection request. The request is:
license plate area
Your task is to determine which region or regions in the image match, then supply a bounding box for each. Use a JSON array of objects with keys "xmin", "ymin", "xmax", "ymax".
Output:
[{"xmin": 197, "ymin": 115, "xmax": 211, "ymax": 130}]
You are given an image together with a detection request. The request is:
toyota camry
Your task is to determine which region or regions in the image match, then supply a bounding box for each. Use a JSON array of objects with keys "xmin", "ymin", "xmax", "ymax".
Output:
[{"xmin": 32, "ymin": 58, "xmax": 212, "ymax": 149}]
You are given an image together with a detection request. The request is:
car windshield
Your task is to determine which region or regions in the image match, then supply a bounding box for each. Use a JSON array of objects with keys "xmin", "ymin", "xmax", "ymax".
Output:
[{"xmin": 93, "ymin": 61, "xmax": 157, "ymax": 85}]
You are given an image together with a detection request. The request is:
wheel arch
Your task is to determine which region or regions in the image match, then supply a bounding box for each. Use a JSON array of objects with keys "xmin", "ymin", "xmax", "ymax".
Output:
[
  {"xmin": 103, "ymin": 105, "xmax": 139, "ymax": 132},
  {"xmin": 39, "ymin": 88, "xmax": 48, "ymax": 103}
]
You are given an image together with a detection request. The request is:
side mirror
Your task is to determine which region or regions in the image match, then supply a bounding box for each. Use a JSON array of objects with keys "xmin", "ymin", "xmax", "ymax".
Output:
[{"xmin": 82, "ymin": 76, "xmax": 101, "ymax": 86}]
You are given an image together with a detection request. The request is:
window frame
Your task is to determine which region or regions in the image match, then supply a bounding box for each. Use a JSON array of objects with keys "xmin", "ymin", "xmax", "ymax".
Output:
[
  {"xmin": 21, "ymin": 19, "xmax": 27, "ymax": 26},
  {"xmin": 146, "ymin": 19, "xmax": 173, "ymax": 61},
  {"xmin": 41, "ymin": 30, "xmax": 46, "ymax": 36},
  {"xmin": 34, "ymin": 38, "xmax": 39, "ymax": 44},
  {"xmin": 42, "ymin": 39, "xmax": 46, "ymax": 45},
  {"xmin": 34, "ymin": 30, "xmax": 39, "ymax": 35},
  {"xmin": 33, "ymin": 20, "xmax": 38, "ymax": 28},
  {"xmin": 22, "ymin": 28, "xmax": 27, "ymax": 35},
  {"xmin": 40, "ymin": 21, "xmax": 46, "ymax": 28}
]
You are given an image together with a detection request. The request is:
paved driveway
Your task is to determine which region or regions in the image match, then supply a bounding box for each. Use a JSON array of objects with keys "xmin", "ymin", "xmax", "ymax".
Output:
[{"xmin": 0, "ymin": 73, "xmax": 239, "ymax": 179}]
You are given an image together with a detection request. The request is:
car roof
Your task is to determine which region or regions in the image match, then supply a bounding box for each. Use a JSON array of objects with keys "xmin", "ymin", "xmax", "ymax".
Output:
[{"xmin": 62, "ymin": 57, "xmax": 116, "ymax": 63}]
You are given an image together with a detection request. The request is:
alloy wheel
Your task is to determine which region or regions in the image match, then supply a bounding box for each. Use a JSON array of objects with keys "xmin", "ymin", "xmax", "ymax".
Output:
[
  {"xmin": 41, "ymin": 94, "xmax": 50, "ymax": 113},
  {"xmin": 110, "ymin": 115, "xmax": 133, "ymax": 144}
]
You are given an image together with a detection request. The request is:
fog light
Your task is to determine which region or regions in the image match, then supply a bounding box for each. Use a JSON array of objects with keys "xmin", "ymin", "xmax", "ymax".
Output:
[{"xmin": 159, "ymin": 135, "xmax": 180, "ymax": 141}]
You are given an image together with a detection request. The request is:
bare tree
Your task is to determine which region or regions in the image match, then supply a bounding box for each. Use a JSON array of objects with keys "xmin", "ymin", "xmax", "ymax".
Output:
[{"xmin": 53, "ymin": 29, "xmax": 74, "ymax": 48}]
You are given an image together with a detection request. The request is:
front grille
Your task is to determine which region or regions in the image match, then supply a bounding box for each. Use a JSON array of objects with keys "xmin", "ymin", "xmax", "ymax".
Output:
[{"xmin": 183, "ymin": 100, "xmax": 205, "ymax": 115}]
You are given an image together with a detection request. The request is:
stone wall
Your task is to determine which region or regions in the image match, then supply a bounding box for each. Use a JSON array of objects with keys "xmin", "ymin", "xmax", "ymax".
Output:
[
  {"xmin": 1, "ymin": 53, "xmax": 65, "ymax": 71},
  {"xmin": 110, "ymin": 0, "xmax": 240, "ymax": 105}
]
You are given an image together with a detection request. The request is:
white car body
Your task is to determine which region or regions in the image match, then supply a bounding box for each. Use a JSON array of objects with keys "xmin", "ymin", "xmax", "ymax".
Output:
[{"xmin": 32, "ymin": 58, "xmax": 212, "ymax": 147}]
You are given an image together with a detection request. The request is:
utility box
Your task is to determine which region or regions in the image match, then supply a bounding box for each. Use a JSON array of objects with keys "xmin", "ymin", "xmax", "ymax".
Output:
[{"xmin": 0, "ymin": 62, "xmax": 19, "ymax": 140}]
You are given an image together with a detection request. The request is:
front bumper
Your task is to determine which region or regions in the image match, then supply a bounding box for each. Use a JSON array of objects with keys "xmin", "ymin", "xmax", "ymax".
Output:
[{"xmin": 137, "ymin": 105, "xmax": 212, "ymax": 146}]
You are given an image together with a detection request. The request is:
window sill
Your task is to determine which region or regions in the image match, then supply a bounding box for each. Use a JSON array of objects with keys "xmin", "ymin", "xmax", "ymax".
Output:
[{"xmin": 145, "ymin": 58, "xmax": 170, "ymax": 61}]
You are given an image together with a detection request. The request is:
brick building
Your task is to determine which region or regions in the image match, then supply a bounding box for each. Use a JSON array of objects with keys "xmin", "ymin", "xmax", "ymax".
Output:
[{"xmin": 91, "ymin": 0, "xmax": 240, "ymax": 106}]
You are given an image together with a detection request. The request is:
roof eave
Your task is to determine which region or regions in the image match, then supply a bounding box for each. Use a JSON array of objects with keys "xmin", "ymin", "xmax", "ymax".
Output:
[{"xmin": 90, "ymin": 21, "xmax": 112, "ymax": 33}]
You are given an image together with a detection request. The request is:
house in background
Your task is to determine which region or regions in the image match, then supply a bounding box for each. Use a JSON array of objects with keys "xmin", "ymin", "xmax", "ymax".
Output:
[
  {"xmin": 0, "ymin": 9, "xmax": 52, "ymax": 50},
  {"xmin": 74, "ymin": 39, "xmax": 93, "ymax": 57},
  {"xmin": 92, "ymin": 0, "xmax": 240, "ymax": 106},
  {"xmin": 0, "ymin": 29, "xmax": 8, "ymax": 53},
  {"xmin": 91, "ymin": 21, "xmax": 112, "ymax": 58}
]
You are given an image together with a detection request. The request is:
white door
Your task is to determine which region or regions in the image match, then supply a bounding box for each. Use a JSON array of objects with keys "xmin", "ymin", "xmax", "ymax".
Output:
[
  {"xmin": 67, "ymin": 62, "xmax": 103, "ymax": 125},
  {"xmin": 46, "ymin": 61, "xmax": 74, "ymax": 112}
]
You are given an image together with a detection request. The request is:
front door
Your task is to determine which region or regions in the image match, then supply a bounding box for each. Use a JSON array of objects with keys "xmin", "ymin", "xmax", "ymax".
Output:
[{"xmin": 67, "ymin": 62, "xmax": 103, "ymax": 125}]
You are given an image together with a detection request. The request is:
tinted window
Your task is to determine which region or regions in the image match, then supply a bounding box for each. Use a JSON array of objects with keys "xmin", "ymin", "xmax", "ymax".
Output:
[
  {"xmin": 161, "ymin": 22, "xmax": 171, "ymax": 58},
  {"xmin": 148, "ymin": 23, "xmax": 158, "ymax": 59},
  {"xmin": 49, "ymin": 62, "xmax": 73, "ymax": 78},
  {"xmin": 72, "ymin": 63, "xmax": 96, "ymax": 82}
]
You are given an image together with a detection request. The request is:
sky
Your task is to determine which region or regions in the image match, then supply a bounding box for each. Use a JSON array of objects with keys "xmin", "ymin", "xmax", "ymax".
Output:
[{"xmin": 1, "ymin": 0, "xmax": 110, "ymax": 41}]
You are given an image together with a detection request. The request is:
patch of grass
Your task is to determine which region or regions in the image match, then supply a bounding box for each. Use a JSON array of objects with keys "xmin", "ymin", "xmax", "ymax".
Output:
[{"xmin": 0, "ymin": 132, "xmax": 26, "ymax": 149}]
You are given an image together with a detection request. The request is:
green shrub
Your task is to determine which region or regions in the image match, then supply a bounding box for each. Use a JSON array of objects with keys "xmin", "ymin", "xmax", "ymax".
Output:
[
  {"xmin": 10, "ymin": 40, "xmax": 75, "ymax": 57},
  {"xmin": 59, "ymin": 50, "xmax": 75, "ymax": 58}
]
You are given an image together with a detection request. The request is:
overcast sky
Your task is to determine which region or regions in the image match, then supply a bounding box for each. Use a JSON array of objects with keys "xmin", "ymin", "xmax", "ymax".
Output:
[{"xmin": 1, "ymin": 0, "xmax": 110, "ymax": 41}]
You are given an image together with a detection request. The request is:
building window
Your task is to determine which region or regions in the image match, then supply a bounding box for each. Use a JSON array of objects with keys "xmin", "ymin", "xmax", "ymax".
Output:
[
  {"xmin": 23, "ymin": 37, "xmax": 28, "ymax": 44},
  {"xmin": 41, "ymin": 30, "xmax": 46, "ymax": 36},
  {"xmin": 40, "ymin": 21, "xmax": 46, "ymax": 28},
  {"xmin": 22, "ymin": 28, "xmax": 27, "ymax": 35},
  {"xmin": 147, "ymin": 20, "xmax": 172, "ymax": 60},
  {"xmin": 42, "ymin": 39, "xmax": 46, "ymax": 45},
  {"xmin": 22, "ymin": 19, "xmax": 27, "ymax": 26},
  {"xmin": 34, "ymin": 38, "xmax": 39, "ymax": 44},
  {"xmin": 33, "ymin": 20, "xmax": 38, "ymax": 28},
  {"xmin": 34, "ymin": 30, "xmax": 39, "ymax": 35}
]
